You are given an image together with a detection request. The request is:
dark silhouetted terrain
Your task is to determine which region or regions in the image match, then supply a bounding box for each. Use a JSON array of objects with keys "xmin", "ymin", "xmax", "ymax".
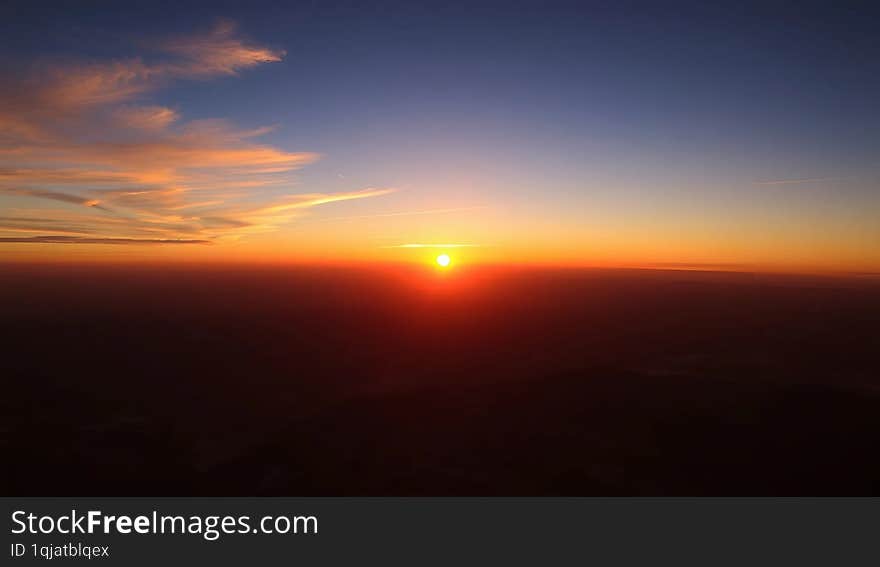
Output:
[{"xmin": 2, "ymin": 263, "xmax": 879, "ymax": 494}]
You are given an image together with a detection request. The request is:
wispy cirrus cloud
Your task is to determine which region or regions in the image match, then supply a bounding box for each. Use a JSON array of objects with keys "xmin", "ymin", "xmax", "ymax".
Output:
[
  {"xmin": 1, "ymin": 188, "xmax": 110, "ymax": 211},
  {"xmin": 0, "ymin": 20, "xmax": 391, "ymax": 245},
  {"xmin": 156, "ymin": 19, "xmax": 285, "ymax": 77},
  {"xmin": 112, "ymin": 105, "xmax": 181, "ymax": 131},
  {"xmin": 0, "ymin": 236, "xmax": 209, "ymax": 245},
  {"xmin": 312, "ymin": 206, "xmax": 485, "ymax": 223},
  {"xmin": 753, "ymin": 177, "xmax": 840, "ymax": 186}
]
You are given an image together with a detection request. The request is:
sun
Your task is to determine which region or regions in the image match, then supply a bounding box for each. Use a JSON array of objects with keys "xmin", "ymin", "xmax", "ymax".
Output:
[{"xmin": 435, "ymin": 253, "xmax": 451, "ymax": 267}]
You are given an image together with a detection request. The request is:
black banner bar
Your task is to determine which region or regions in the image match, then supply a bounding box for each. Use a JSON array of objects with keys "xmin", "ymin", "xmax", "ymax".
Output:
[{"xmin": 2, "ymin": 498, "xmax": 877, "ymax": 564}]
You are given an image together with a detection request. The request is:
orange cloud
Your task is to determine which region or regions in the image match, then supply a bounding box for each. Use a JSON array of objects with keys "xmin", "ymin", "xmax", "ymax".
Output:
[
  {"xmin": 0, "ymin": 21, "xmax": 391, "ymax": 246},
  {"xmin": 156, "ymin": 19, "xmax": 285, "ymax": 77},
  {"xmin": 0, "ymin": 236, "xmax": 209, "ymax": 245},
  {"xmin": 113, "ymin": 106, "xmax": 180, "ymax": 131}
]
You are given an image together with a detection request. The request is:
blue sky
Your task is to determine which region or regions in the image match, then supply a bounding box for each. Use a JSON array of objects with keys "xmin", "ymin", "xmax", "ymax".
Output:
[{"xmin": 1, "ymin": 1, "xmax": 878, "ymax": 269}]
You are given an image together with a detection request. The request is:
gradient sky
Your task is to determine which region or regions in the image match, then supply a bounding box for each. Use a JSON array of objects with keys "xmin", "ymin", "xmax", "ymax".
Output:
[{"xmin": 1, "ymin": 1, "xmax": 878, "ymax": 271}]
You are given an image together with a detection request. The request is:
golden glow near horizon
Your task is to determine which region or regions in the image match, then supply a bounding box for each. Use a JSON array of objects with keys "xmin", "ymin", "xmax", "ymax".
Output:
[{"xmin": 1, "ymin": 20, "xmax": 879, "ymax": 276}]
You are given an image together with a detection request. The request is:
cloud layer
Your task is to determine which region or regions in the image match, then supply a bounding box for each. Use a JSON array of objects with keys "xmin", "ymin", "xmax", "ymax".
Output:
[
  {"xmin": 0, "ymin": 21, "xmax": 391, "ymax": 245},
  {"xmin": 753, "ymin": 177, "xmax": 838, "ymax": 186}
]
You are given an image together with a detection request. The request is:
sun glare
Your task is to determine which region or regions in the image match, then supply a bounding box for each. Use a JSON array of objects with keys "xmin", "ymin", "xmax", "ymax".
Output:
[{"xmin": 436, "ymin": 253, "xmax": 451, "ymax": 267}]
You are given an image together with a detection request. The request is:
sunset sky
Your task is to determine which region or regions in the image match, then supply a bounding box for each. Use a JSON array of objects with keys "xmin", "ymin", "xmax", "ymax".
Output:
[{"xmin": 1, "ymin": 1, "xmax": 878, "ymax": 272}]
